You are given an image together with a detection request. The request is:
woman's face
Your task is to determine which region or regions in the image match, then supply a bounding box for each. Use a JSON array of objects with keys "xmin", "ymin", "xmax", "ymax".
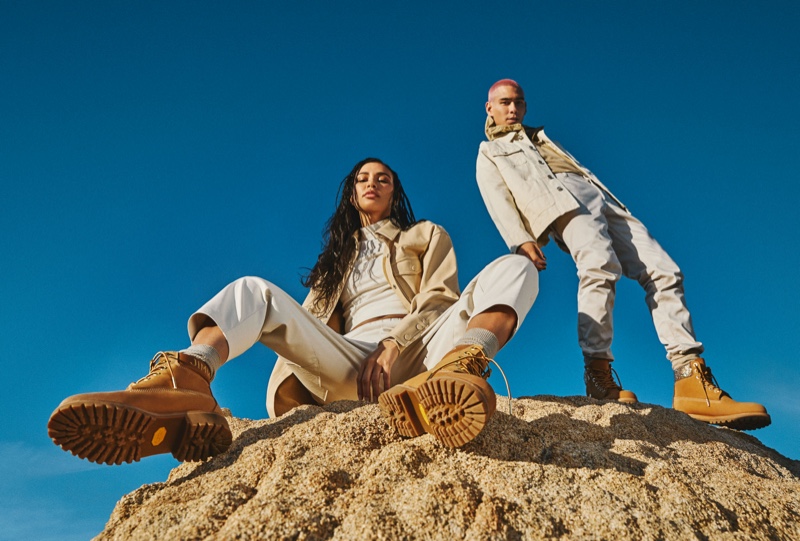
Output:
[{"xmin": 353, "ymin": 161, "xmax": 395, "ymax": 225}]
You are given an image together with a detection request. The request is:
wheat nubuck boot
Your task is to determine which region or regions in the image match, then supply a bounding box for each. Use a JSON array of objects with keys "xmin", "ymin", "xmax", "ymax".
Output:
[
  {"xmin": 48, "ymin": 351, "xmax": 232, "ymax": 465},
  {"xmin": 584, "ymin": 359, "xmax": 638, "ymax": 403},
  {"xmin": 379, "ymin": 344, "xmax": 497, "ymax": 448},
  {"xmin": 672, "ymin": 358, "xmax": 771, "ymax": 430}
]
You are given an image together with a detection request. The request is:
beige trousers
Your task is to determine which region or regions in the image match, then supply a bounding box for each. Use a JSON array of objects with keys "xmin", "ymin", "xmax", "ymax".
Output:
[
  {"xmin": 189, "ymin": 254, "xmax": 538, "ymax": 412},
  {"xmin": 551, "ymin": 173, "xmax": 703, "ymax": 368}
]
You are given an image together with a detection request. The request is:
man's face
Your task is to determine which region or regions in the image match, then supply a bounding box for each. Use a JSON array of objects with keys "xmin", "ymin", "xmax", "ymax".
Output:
[{"xmin": 486, "ymin": 85, "xmax": 527, "ymax": 126}]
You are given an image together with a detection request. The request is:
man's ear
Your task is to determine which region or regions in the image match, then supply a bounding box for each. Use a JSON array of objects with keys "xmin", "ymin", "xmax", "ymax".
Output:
[{"xmin": 485, "ymin": 101, "xmax": 493, "ymax": 117}]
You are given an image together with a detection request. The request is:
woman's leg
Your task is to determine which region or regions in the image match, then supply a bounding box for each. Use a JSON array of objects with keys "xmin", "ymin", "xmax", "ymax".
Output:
[
  {"xmin": 48, "ymin": 276, "xmax": 374, "ymax": 465},
  {"xmin": 189, "ymin": 276, "xmax": 377, "ymax": 409},
  {"xmin": 380, "ymin": 255, "xmax": 538, "ymax": 448},
  {"xmin": 418, "ymin": 254, "xmax": 538, "ymax": 367}
]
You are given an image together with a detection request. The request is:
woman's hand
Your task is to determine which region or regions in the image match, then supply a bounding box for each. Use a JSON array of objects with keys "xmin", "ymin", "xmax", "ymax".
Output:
[{"xmin": 357, "ymin": 339, "xmax": 400, "ymax": 402}]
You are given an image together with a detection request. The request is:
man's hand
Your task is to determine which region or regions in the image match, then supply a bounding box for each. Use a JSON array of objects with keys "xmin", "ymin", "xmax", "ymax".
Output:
[
  {"xmin": 357, "ymin": 338, "xmax": 400, "ymax": 402},
  {"xmin": 516, "ymin": 241, "xmax": 547, "ymax": 270}
]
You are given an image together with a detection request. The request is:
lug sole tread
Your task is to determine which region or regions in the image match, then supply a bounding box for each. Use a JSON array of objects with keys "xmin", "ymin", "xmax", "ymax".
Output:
[
  {"xmin": 685, "ymin": 411, "xmax": 772, "ymax": 431},
  {"xmin": 417, "ymin": 378, "xmax": 491, "ymax": 448},
  {"xmin": 48, "ymin": 402, "xmax": 232, "ymax": 465}
]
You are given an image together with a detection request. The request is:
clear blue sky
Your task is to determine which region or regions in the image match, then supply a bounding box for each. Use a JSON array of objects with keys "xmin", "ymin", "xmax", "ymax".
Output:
[{"xmin": 2, "ymin": 1, "xmax": 799, "ymax": 539}]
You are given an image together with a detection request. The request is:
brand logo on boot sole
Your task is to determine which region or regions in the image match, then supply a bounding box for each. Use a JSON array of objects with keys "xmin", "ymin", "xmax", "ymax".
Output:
[{"xmin": 152, "ymin": 427, "xmax": 167, "ymax": 446}]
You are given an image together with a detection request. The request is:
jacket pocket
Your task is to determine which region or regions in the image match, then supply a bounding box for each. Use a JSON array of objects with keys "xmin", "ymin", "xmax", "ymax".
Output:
[
  {"xmin": 490, "ymin": 146, "xmax": 528, "ymax": 169},
  {"xmin": 395, "ymin": 257, "xmax": 421, "ymax": 276},
  {"xmin": 394, "ymin": 256, "xmax": 421, "ymax": 294}
]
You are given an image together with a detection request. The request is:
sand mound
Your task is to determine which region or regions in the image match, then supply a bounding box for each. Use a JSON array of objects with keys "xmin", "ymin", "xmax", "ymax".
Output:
[{"xmin": 95, "ymin": 396, "xmax": 800, "ymax": 540}]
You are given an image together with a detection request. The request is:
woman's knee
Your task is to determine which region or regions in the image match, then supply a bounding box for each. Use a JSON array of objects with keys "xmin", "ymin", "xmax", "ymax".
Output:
[
  {"xmin": 492, "ymin": 253, "xmax": 537, "ymax": 275},
  {"xmin": 476, "ymin": 255, "xmax": 539, "ymax": 317},
  {"xmin": 231, "ymin": 275, "xmax": 272, "ymax": 292}
]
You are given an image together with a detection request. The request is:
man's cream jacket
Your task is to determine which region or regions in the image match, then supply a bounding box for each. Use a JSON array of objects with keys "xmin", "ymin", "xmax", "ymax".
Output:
[{"xmin": 476, "ymin": 126, "xmax": 626, "ymax": 252}]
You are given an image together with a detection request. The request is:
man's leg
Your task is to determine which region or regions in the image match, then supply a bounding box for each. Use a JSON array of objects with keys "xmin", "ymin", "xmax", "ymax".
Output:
[
  {"xmin": 551, "ymin": 175, "xmax": 620, "ymax": 362},
  {"xmin": 380, "ymin": 255, "xmax": 538, "ymax": 447},
  {"xmin": 551, "ymin": 174, "xmax": 636, "ymax": 403},
  {"xmin": 604, "ymin": 202, "xmax": 702, "ymax": 368},
  {"xmin": 604, "ymin": 203, "xmax": 770, "ymax": 429}
]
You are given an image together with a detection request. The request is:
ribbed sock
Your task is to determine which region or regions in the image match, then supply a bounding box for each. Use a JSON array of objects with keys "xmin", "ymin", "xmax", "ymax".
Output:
[
  {"xmin": 455, "ymin": 328, "xmax": 500, "ymax": 359},
  {"xmin": 180, "ymin": 344, "xmax": 223, "ymax": 377}
]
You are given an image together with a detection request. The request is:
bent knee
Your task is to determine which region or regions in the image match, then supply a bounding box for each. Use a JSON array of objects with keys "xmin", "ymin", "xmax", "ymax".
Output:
[
  {"xmin": 230, "ymin": 275, "xmax": 276, "ymax": 296},
  {"xmin": 495, "ymin": 253, "xmax": 537, "ymax": 274}
]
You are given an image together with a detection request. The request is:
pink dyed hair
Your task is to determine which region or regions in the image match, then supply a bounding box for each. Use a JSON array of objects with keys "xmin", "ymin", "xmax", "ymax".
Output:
[{"xmin": 488, "ymin": 79, "xmax": 524, "ymax": 100}]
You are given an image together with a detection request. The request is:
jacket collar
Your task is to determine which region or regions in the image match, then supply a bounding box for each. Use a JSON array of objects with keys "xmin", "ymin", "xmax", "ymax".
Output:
[
  {"xmin": 485, "ymin": 116, "xmax": 545, "ymax": 143},
  {"xmin": 375, "ymin": 219, "xmax": 402, "ymax": 241},
  {"xmin": 351, "ymin": 219, "xmax": 402, "ymax": 242},
  {"xmin": 485, "ymin": 115, "xmax": 524, "ymax": 140}
]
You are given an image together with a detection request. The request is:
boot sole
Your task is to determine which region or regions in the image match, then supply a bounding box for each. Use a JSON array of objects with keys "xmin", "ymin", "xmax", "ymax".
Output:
[
  {"xmin": 378, "ymin": 384, "xmax": 427, "ymax": 439},
  {"xmin": 685, "ymin": 411, "xmax": 772, "ymax": 431},
  {"xmin": 379, "ymin": 375, "xmax": 495, "ymax": 448},
  {"xmin": 586, "ymin": 393, "xmax": 639, "ymax": 404},
  {"xmin": 47, "ymin": 401, "xmax": 232, "ymax": 465},
  {"xmin": 586, "ymin": 388, "xmax": 639, "ymax": 404}
]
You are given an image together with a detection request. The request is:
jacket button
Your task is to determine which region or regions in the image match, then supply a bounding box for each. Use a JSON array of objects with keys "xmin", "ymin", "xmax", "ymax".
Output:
[
  {"xmin": 557, "ymin": 187, "xmax": 563, "ymax": 191},
  {"xmin": 538, "ymin": 160, "xmax": 545, "ymax": 165},
  {"xmin": 548, "ymin": 175, "xmax": 554, "ymax": 179}
]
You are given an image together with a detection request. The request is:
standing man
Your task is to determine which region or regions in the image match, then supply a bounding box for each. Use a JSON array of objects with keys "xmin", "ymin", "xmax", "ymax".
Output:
[{"xmin": 476, "ymin": 78, "xmax": 769, "ymax": 430}]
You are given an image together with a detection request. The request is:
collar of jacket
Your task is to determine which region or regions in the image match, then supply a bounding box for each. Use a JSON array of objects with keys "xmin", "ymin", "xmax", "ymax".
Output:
[
  {"xmin": 355, "ymin": 218, "xmax": 402, "ymax": 242},
  {"xmin": 485, "ymin": 115, "xmax": 524, "ymax": 140},
  {"xmin": 485, "ymin": 116, "xmax": 545, "ymax": 143}
]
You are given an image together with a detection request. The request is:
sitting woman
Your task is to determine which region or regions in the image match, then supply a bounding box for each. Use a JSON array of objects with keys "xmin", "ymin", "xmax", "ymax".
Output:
[{"xmin": 48, "ymin": 157, "xmax": 539, "ymax": 465}]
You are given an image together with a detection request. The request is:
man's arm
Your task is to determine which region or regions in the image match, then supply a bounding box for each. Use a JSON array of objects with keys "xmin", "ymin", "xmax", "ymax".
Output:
[
  {"xmin": 515, "ymin": 241, "xmax": 547, "ymax": 271},
  {"xmin": 475, "ymin": 145, "xmax": 539, "ymax": 255}
]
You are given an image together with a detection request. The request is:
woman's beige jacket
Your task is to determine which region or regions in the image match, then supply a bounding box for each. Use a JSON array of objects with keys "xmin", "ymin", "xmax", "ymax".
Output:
[{"xmin": 266, "ymin": 219, "xmax": 460, "ymax": 416}]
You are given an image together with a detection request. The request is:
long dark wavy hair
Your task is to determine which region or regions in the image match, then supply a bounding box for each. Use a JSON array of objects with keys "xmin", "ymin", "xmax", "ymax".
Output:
[{"xmin": 302, "ymin": 157, "xmax": 417, "ymax": 316}]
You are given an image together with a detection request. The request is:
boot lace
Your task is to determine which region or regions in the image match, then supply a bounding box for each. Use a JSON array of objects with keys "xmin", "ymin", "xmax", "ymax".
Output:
[
  {"xmin": 429, "ymin": 349, "xmax": 514, "ymax": 415},
  {"xmin": 585, "ymin": 365, "xmax": 624, "ymax": 393},
  {"xmin": 696, "ymin": 363, "xmax": 724, "ymax": 406},
  {"xmin": 132, "ymin": 352, "xmax": 178, "ymax": 389}
]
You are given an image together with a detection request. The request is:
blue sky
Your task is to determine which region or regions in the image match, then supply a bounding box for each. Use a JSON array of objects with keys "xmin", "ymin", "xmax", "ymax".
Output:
[{"xmin": 2, "ymin": 1, "xmax": 799, "ymax": 538}]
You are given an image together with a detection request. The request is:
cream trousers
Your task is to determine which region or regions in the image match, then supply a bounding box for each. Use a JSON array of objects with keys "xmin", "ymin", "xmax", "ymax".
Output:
[
  {"xmin": 188, "ymin": 254, "xmax": 538, "ymax": 413},
  {"xmin": 551, "ymin": 173, "xmax": 703, "ymax": 368}
]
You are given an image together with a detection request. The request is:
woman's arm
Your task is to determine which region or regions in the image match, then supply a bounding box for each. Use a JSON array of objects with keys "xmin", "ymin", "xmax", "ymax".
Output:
[
  {"xmin": 357, "ymin": 222, "xmax": 460, "ymax": 402},
  {"xmin": 358, "ymin": 222, "xmax": 459, "ymax": 402},
  {"xmin": 386, "ymin": 224, "xmax": 460, "ymax": 348}
]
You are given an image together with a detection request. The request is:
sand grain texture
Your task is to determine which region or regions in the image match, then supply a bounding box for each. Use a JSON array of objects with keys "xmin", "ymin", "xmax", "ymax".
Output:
[{"xmin": 95, "ymin": 396, "xmax": 800, "ymax": 540}]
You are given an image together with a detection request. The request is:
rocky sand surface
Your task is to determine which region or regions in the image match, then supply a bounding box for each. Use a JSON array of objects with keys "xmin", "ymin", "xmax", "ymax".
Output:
[{"xmin": 95, "ymin": 396, "xmax": 800, "ymax": 540}]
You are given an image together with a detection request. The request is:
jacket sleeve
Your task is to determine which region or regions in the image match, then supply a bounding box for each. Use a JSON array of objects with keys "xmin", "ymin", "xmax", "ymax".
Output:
[
  {"xmin": 476, "ymin": 144, "xmax": 537, "ymax": 253},
  {"xmin": 386, "ymin": 224, "xmax": 460, "ymax": 350}
]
